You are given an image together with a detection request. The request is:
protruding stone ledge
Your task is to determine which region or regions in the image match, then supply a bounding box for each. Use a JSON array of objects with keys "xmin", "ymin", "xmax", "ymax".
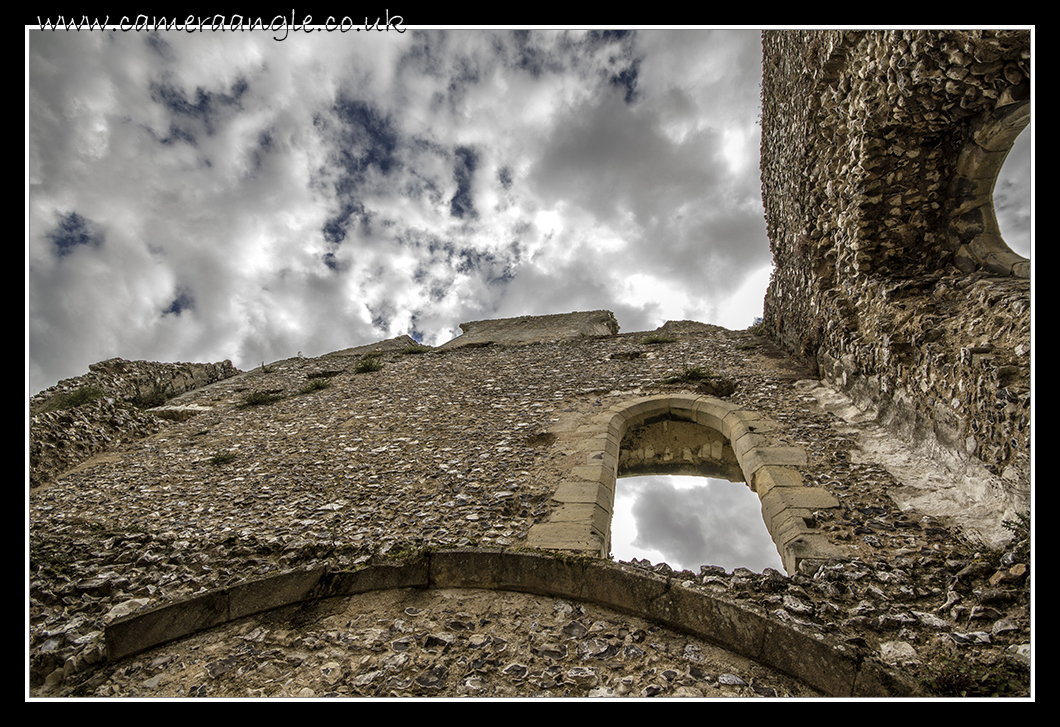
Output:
[
  {"xmin": 103, "ymin": 549, "xmax": 920, "ymax": 697},
  {"xmin": 105, "ymin": 559, "xmax": 429, "ymax": 662},
  {"xmin": 440, "ymin": 310, "xmax": 620, "ymax": 349}
]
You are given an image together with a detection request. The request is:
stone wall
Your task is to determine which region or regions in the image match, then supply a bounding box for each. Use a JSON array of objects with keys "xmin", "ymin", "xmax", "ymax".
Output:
[
  {"xmin": 29, "ymin": 319, "xmax": 1030, "ymax": 696},
  {"xmin": 440, "ymin": 310, "xmax": 620, "ymax": 348},
  {"xmin": 30, "ymin": 358, "xmax": 239, "ymax": 489},
  {"xmin": 760, "ymin": 30, "xmax": 1031, "ymax": 514}
]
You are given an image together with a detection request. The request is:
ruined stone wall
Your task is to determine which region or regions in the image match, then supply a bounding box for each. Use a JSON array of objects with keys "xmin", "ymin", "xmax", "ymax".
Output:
[
  {"xmin": 30, "ymin": 358, "xmax": 239, "ymax": 489},
  {"xmin": 29, "ymin": 321, "xmax": 1030, "ymax": 697},
  {"xmin": 32, "ymin": 357, "xmax": 239, "ymax": 408},
  {"xmin": 760, "ymin": 30, "xmax": 1031, "ymax": 510},
  {"xmin": 440, "ymin": 310, "xmax": 620, "ymax": 349}
]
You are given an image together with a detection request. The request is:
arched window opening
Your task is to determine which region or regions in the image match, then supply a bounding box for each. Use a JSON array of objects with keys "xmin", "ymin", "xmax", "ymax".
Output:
[
  {"xmin": 994, "ymin": 122, "xmax": 1031, "ymax": 260},
  {"xmin": 613, "ymin": 413, "xmax": 783, "ymax": 573},
  {"xmin": 951, "ymin": 100, "xmax": 1030, "ymax": 278},
  {"xmin": 612, "ymin": 474, "xmax": 785, "ymax": 573},
  {"xmin": 526, "ymin": 394, "xmax": 843, "ymax": 576}
]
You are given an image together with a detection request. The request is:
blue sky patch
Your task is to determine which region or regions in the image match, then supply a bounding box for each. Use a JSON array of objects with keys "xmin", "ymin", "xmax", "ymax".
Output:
[
  {"xmin": 48, "ymin": 212, "xmax": 103, "ymax": 257},
  {"xmin": 163, "ymin": 287, "xmax": 194, "ymax": 316}
]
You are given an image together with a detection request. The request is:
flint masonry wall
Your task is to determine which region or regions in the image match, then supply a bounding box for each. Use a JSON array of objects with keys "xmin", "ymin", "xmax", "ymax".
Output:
[
  {"xmin": 29, "ymin": 358, "xmax": 240, "ymax": 489},
  {"xmin": 30, "ymin": 318, "xmax": 1030, "ymax": 697},
  {"xmin": 760, "ymin": 30, "xmax": 1031, "ymax": 514}
]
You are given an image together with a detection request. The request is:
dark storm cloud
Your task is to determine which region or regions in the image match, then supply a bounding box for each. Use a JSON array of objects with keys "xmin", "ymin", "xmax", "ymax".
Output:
[
  {"xmin": 610, "ymin": 60, "xmax": 641, "ymax": 105},
  {"xmin": 330, "ymin": 97, "xmax": 401, "ymax": 194},
  {"xmin": 498, "ymin": 166, "xmax": 513, "ymax": 191},
  {"xmin": 149, "ymin": 77, "xmax": 249, "ymax": 138},
  {"xmin": 509, "ymin": 29, "xmax": 562, "ymax": 78},
  {"xmin": 366, "ymin": 300, "xmax": 394, "ymax": 332},
  {"xmin": 322, "ymin": 201, "xmax": 369, "ymax": 245},
  {"xmin": 145, "ymin": 33, "xmax": 172, "ymax": 60},
  {"xmin": 246, "ymin": 130, "xmax": 275, "ymax": 174}
]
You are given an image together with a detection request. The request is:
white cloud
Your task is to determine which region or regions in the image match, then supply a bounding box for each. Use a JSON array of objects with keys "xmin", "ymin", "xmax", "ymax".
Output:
[{"xmin": 28, "ymin": 29, "xmax": 772, "ymax": 393}]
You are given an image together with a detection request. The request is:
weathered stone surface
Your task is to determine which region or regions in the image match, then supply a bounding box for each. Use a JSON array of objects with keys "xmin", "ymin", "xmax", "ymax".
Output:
[
  {"xmin": 760, "ymin": 29, "xmax": 1030, "ymax": 517},
  {"xmin": 30, "ymin": 358, "xmax": 240, "ymax": 489},
  {"xmin": 328, "ymin": 334, "xmax": 424, "ymax": 357},
  {"xmin": 28, "ymin": 317, "xmax": 1029, "ymax": 697},
  {"xmin": 440, "ymin": 310, "xmax": 619, "ymax": 349}
]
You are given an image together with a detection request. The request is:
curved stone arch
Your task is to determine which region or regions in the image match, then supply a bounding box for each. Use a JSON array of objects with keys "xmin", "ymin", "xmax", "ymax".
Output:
[
  {"xmin": 949, "ymin": 98, "xmax": 1031, "ymax": 278},
  {"xmin": 103, "ymin": 550, "xmax": 919, "ymax": 696},
  {"xmin": 528, "ymin": 395, "xmax": 848, "ymax": 575}
]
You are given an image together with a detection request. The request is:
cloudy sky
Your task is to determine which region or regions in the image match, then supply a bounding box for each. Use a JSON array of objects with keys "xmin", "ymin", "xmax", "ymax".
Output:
[
  {"xmin": 27, "ymin": 27, "xmax": 1031, "ymax": 394},
  {"xmin": 613, "ymin": 475, "xmax": 785, "ymax": 573}
]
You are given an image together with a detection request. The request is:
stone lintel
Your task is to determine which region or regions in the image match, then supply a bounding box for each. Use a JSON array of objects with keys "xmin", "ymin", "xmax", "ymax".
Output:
[
  {"xmin": 228, "ymin": 566, "xmax": 331, "ymax": 619},
  {"xmin": 758, "ymin": 617, "xmax": 859, "ymax": 697},
  {"xmin": 107, "ymin": 565, "xmax": 331, "ymax": 661},
  {"xmin": 102, "ymin": 549, "xmax": 916, "ymax": 695},
  {"xmin": 106, "ymin": 591, "xmax": 231, "ymax": 662}
]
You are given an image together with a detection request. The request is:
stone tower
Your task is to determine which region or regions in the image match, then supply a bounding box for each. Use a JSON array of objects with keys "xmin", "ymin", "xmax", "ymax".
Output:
[{"xmin": 760, "ymin": 30, "xmax": 1030, "ymax": 511}]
